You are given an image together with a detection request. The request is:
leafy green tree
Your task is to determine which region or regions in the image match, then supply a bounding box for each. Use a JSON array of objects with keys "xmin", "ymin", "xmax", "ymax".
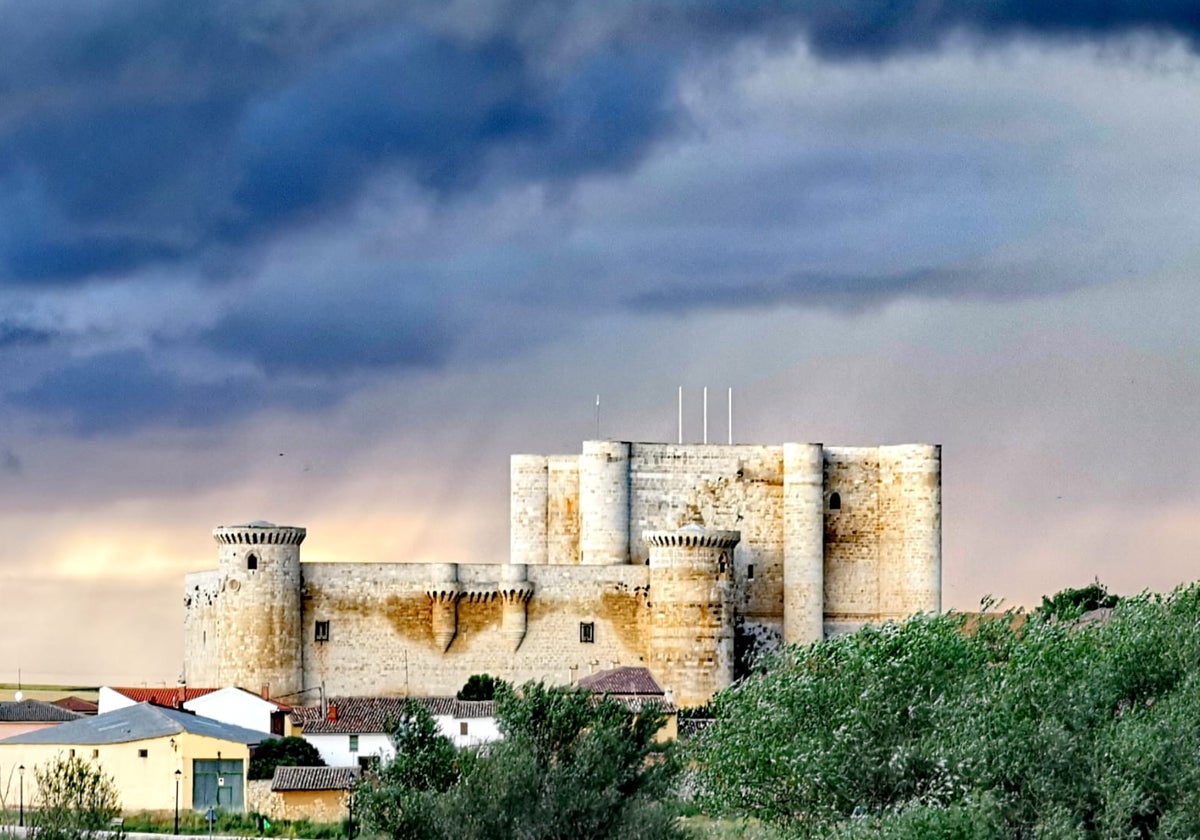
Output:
[
  {"xmin": 30, "ymin": 755, "xmax": 121, "ymax": 840},
  {"xmin": 356, "ymin": 700, "xmax": 461, "ymax": 840},
  {"xmin": 691, "ymin": 583, "xmax": 1200, "ymax": 839},
  {"xmin": 456, "ymin": 674, "xmax": 500, "ymax": 701},
  {"xmin": 249, "ymin": 736, "xmax": 325, "ymax": 780},
  {"xmin": 1036, "ymin": 579, "xmax": 1120, "ymax": 621},
  {"xmin": 359, "ymin": 682, "xmax": 685, "ymax": 840}
]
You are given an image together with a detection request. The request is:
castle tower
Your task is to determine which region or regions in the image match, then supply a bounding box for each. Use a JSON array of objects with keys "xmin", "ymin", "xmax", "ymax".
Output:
[
  {"xmin": 644, "ymin": 524, "xmax": 739, "ymax": 708},
  {"xmin": 425, "ymin": 563, "xmax": 462, "ymax": 652},
  {"xmin": 211, "ymin": 522, "xmax": 305, "ymax": 698},
  {"xmin": 579, "ymin": 440, "xmax": 631, "ymax": 565},
  {"xmin": 498, "ymin": 563, "xmax": 534, "ymax": 651},
  {"xmin": 878, "ymin": 444, "xmax": 942, "ymax": 617},
  {"xmin": 510, "ymin": 455, "xmax": 549, "ymax": 565},
  {"xmin": 783, "ymin": 442, "xmax": 825, "ymax": 645}
]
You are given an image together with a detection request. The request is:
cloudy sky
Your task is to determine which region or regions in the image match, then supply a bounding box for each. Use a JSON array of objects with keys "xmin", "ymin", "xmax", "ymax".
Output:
[{"xmin": 2, "ymin": 1, "xmax": 1199, "ymax": 685}]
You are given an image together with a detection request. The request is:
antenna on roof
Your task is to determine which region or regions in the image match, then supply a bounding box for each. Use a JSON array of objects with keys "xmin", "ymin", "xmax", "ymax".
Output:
[
  {"xmin": 728, "ymin": 387, "xmax": 733, "ymax": 445},
  {"xmin": 677, "ymin": 386, "xmax": 683, "ymax": 444},
  {"xmin": 595, "ymin": 394, "xmax": 601, "ymax": 439}
]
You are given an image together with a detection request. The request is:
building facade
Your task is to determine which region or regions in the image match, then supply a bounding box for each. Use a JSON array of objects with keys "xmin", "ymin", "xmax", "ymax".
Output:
[{"xmin": 184, "ymin": 440, "xmax": 940, "ymax": 708}]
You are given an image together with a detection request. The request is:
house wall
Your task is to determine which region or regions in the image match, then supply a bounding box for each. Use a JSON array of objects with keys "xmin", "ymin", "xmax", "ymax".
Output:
[
  {"xmin": 247, "ymin": 781, "xmax": 348, "ymax": 823},
  {"xmin": 185, "ymin": 689, "xmax": 275, "ymax": 734},
  {"xmin": 0, "ymin": 732, "xmax": 248, "ymax": 813},
  {"xmin": 0, "ymin": 722, "xmax": 63, "ymax": 739},
  {"xmin": 303, "ymin": 733, "xmax": 393, "ymax": 768}
]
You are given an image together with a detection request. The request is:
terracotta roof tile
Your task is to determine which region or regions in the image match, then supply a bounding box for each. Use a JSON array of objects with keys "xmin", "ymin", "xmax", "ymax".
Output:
[
  {"xmin": 52, "ymin": 696, "xmax": 98, "ymax": 715},
  {"xmin": 112, "ymin": 687, "xmax": 217, "ymax": 708},
  {"xmin": 577, "ymin": 667, "xmax": 664, "ymax": 696},
  {"xmin": 271, "ymin": 766, "xmax": 359, "ymax": 792},
  {"xmin": 300, "ymin": 697, "xmax": 496, "ymax": 734}
]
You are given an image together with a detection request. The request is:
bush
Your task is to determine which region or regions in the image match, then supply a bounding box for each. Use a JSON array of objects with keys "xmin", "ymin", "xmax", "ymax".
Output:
[
  {"xmin": 455, "ymin": 674, "xmax": 500, "ymax": 701},
  {"xmin": 359, "ymin": 683, "xmax": 686, "ymax": 840},
  {"xmin": 29, "ymin": 755, "xmax": 120, "ymax": 840},
  {"xmin": 690, "ymin": 582, "xmax": 1200, "ymax": 838}
]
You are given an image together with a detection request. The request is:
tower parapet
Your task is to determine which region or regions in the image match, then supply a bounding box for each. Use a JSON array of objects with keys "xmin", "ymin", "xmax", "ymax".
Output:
[{"xmin": 644, "ymin": 524, "xmax": 739, "ymax": 708}]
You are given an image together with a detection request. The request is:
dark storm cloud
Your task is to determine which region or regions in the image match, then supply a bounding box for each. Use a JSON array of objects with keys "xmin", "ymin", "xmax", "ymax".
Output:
[
  {"xmin": 3, "ymin": 1, "xmax": 1198, "ymax": 285},
  {"xmin": 0, "ymin": 3, "xmax": 677, "ymax": 285},
  {"xmin": 668, "ymin": 1, "xmax": 1200, "ymax": 58},
  {"xmin": 0, "ymin": 321, "xmax": 56, "ymax": 348},
  {"xmin": 199, "ymin": 281, "xmax": 453, "ymax": 375},
  {"xmin": 13, "ymin": 350, "xmax": 338, "ymax": 434},
  {"xmin": 629, "ymin": 269, "xmax": 940, "ymax": 314}
]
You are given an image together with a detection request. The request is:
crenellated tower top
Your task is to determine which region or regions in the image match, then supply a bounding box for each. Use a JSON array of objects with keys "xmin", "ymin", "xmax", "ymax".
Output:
[{"xmin": 213, "ymin": 521, "xmax": 306, "ymax": 546}]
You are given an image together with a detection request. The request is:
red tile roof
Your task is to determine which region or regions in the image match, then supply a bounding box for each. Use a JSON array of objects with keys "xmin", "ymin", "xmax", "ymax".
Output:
[
  {"xmin": 271, "ymin": 766, "xmax": 359, "ymax": 792},
  {"xmin": 297, "ymin": 696, "xmax": 496, "ymax": 734},
  {"xmin": 111, "ymin": 687, "xmax": 217, "ymax": 708},
  {"xmin": 52, "ymin": 696, "xmax": 99, "ymax": 715},
  {"xmin": 577, "ymin": 667, "xmax": 664, "ymax": 696}
]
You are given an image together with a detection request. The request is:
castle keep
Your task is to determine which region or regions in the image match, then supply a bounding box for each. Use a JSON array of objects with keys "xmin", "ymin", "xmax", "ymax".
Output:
[{"xmin": 183, "ymin": 440, "xmax": 940, "ymax": 708}]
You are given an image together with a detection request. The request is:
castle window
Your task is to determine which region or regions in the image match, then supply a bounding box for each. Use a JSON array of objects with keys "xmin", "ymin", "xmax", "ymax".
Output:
[
  {"xmin": 349, "ymin": 735, "xmax": 359, "ymax": 753},
  {"xmin": 747, "ymin": 564, "xmax": 755, "ymax": 581},
  {"xmin": 138, "ymin": 749, "xmax": 148, "ymax": 758},
  {"xmin": 829, "ymin": 492, "xmax": 841, "ymax": 511},
  {"xmin": 315, "ymin": 620, "xmax": 330, "ymax": 642},
  {"xmin": 247, "ymin": 553, "xmax": 258, "ymax": 571},
  {"xmin": 91, "ymin": 749, "xmax": 99, "ymax": 760},
  {"xmin": 579, "ymin": 622, "xmax": 595, "ymax": 644}
]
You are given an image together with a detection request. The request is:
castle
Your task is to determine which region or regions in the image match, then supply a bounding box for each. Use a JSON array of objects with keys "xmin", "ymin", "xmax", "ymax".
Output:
[{"xmin": 183, "ymin": 440, "xmax": 941, "ymax": 708}]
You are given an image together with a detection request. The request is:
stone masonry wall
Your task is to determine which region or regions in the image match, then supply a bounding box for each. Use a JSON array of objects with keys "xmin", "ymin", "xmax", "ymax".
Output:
[{"xmin": 300, "ymin": 562, "xmax": 650, "ymax": 696}]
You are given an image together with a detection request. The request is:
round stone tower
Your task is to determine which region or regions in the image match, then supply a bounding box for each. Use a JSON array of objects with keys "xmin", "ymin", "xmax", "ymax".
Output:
[
  {"xmin": 644, "ymin": 524, "xmax": 740, "ymax": 708},
  {"xmin": 212, "ymin": 521, "xmax": 305, "ymax": 699}
]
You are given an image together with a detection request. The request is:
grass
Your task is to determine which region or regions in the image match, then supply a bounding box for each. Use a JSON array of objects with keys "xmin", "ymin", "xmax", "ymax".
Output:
[
  {"xmin": 110, "ymin": 811, "xmax": 349, "ymax": 839},
  {"xmin": 680, "ymin": 815, "xmax": 787, "ymax": 839}
]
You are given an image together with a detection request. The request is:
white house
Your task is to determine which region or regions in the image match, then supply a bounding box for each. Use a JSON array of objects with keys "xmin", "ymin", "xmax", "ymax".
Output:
[
  {"xmin": 297, "ymin": 697, "xmax": 500, "ymax": 768},
  {"xmin": 100, "ymin": 686, "xmax": 292, "ymax": 736}
]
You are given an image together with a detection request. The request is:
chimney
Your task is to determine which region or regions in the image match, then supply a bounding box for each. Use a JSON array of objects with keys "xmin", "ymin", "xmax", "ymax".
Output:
[
  {"xmin": 176, "ymin": 684, "xmax": 185, "ymax": 709},
  {"xmin": 260, "ymin": 684, "xmax": 270, "ymax": 700},
  {"xmin": 327, "ymin": 703, "xmax": 338, "ymax": 723}
]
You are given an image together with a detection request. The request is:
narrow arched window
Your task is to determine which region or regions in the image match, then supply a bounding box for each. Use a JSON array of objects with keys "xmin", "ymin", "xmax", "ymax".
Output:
[
  {"xmin": 829, "ymin": 492, "xmax": 841, "ymax": 511},
  {"xmin": 247, "ymin": 553, "xmax": 258, "ymax": 571}
]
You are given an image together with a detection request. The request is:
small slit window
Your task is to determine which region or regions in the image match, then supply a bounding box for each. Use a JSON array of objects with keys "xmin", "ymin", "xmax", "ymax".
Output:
[
  {"xmin": 829, "ymin": 492, "xmax": 841, "ymax": 511},
  {"xmin": 137, "ymin": 749, "xmax": 148, "ymax": 758},
  {"xmin": 91, "ymin": 749, "xmax": 99, "ymax": 759},
  {"xmin": 247, "ymin": 553, "xmax": 258, "ymax": 571},
  {"xmin": 747, "ymin": 564, "xmax": 755, "ymax": 581},
  {"xmin": 580, "ymin": 622, "xmax": 595, "ymax": 644},
  {"xmin": 315, "ymin": 620, "xmax": 330, "ymax": 642}
]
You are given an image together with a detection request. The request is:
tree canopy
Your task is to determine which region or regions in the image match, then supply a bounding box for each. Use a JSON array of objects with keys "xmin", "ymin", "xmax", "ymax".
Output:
[
  {"xmin": 249, "ymin": 737, "xmax": 325, "ymax": 780},
  {"xmin": 358, "ymin": 683, "xmax": 684, "ymax": 840},
  {"xmin": 691, "ymin": 582, "xmax": 1200, "ymax": 838}
]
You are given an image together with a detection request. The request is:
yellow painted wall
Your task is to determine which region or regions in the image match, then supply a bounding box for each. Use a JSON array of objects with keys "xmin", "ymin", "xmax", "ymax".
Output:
[{"xmin": 0, "ymin": 731, "xmax": 251, "ymax": 813}]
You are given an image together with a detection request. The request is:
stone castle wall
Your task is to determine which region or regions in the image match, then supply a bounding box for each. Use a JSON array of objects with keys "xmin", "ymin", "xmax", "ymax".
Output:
[{"xmin": 183, "ymin": 440, "xmax": 940, "ymax": 706}]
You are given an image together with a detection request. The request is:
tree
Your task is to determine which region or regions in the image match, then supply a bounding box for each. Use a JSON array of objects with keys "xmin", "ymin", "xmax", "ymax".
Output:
[
  {"xmin": 249, "ymin": 737, "xmax": 325, "ymax": 780},
  {"xmin": 456, "ymin": 674, "xmax": 500, "ymax": 701},
  {"xmin": 29, "ymin": 755, "xmax": 120, "ymax": 840},
  {"xmin": 1037, "ymin": 579, "xmax": 1120, "ymax": 621},
  {"xmin": 355, "ymin": 700, "xmax": 461, "ymax": 840},
  {"xmin": 691, "ymin": 583, "xmax": 1200, "ymax": 838},
  {"xmin": 359, "ymin": 682, "xmax": 686, "ymax": 840}
]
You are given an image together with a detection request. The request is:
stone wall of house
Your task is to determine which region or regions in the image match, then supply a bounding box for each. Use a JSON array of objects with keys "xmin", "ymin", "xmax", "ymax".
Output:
[{"xmin": 246, "ymin": 780, "xmax": 347, "ymax": 823}]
